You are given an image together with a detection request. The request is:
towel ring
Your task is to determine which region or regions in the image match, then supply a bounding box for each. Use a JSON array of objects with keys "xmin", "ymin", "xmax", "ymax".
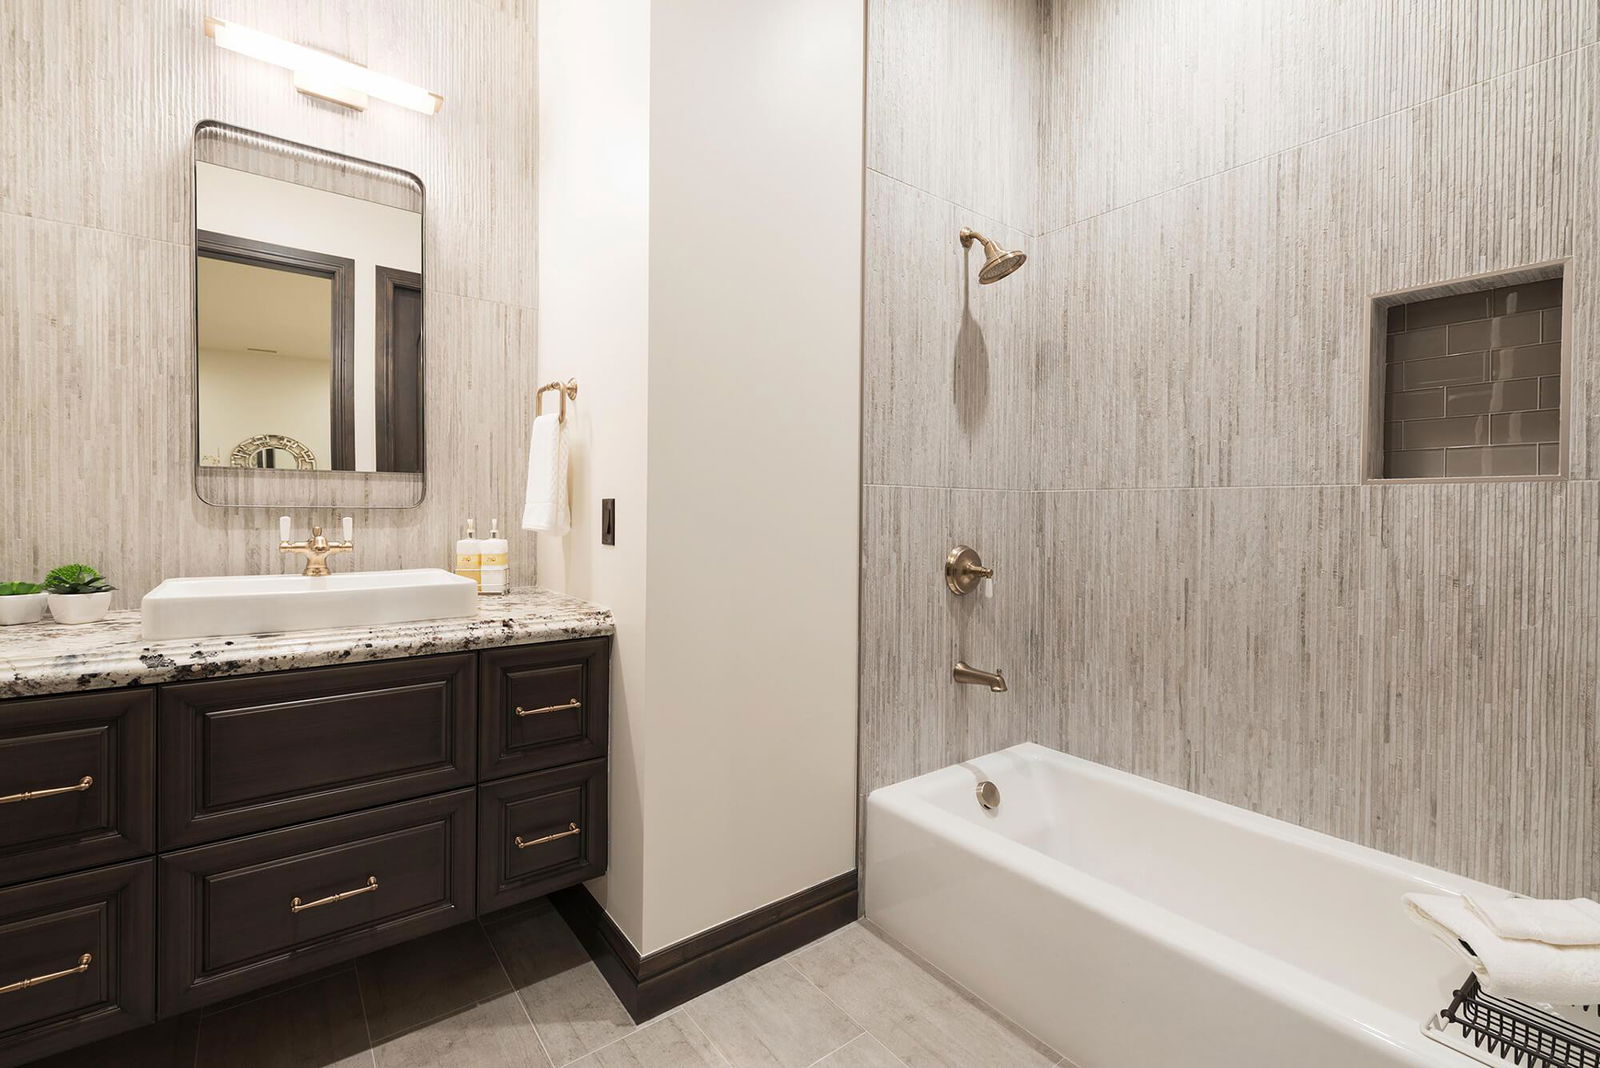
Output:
[{"xmin": 536, "ymin": 379, "xmax": 579, "ymax": 425}]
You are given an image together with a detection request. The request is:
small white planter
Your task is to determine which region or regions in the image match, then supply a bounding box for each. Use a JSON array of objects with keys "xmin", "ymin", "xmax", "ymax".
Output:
[
  {"xmin": 47, "ymin": 591, "xmax": 113, "ymax": 625},
  {"xmin": 0, "ymin": 593, "xmax": 47, "ymax": 626}
]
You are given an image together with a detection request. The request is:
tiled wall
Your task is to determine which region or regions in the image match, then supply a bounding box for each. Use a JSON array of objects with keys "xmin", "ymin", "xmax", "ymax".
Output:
[
  {"xmin": 1, "ymin": 0, "xmax": 539, "ymax": 605},
  {"xmin": 1384, "ymin": 278, "xmax": 1564, "ymax": 478},
  {"xmin": 863, "ymin": 0, "xmax": 1600, "ymax": 896}
]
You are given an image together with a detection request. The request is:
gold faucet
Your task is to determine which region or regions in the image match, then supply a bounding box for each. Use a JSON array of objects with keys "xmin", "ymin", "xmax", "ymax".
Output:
[
  {"xmin": 954, "ymin": 661, "xmax": 1007, "ymax": 693},
  {"xmin": 279, "ymin": 516, "xmax": 354, "ymax": 577}
]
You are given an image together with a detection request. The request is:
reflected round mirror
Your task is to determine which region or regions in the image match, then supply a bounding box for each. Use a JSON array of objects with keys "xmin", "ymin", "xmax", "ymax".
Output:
[{"xmin": 228, "ymin": 434, "xmax": 318, "ymax": 470}]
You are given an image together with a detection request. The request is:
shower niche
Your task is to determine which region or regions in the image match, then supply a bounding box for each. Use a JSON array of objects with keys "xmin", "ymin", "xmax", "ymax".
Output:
[{"xmin": 1369, "ymin": 266, "xmax": 1568, "ymax": 480}]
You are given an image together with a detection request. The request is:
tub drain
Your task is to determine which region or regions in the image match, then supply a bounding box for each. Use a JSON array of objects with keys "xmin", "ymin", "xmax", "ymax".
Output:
[{"xmin": 976, "ymin": 780, "xmax": 1000, "ymax": 810}]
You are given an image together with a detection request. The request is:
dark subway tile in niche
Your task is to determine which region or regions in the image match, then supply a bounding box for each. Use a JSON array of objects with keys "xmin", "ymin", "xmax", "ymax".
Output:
[
  {"xmin": 1493, "ymin": 277, "xmax": 1562, "ymax": 315},
  {"xmin": 1493, "ymin": 343, "xmax": 1561, "ymax": 380},
  {"xmin": 1445, "ymin": 445, "xmax": 1541, "ymax": 477},
  {"xmin": 1444, "ymin": 379, "xmax": 1539, "ymax": 416},
  {"xmin": 1376, "ymin": 267, "xmax": 1564, "ymax": 480},
  {"xmin": 1406, "ymin": 290, "xmax": 1491, "ymax": 328},
  {"xmin": 1491, "ymin": 311, "xmax": 1542, "ymax": 348},
  {"xmin": 1405, "ymin": 352, "xmax": 1487, "ymax": 390}
]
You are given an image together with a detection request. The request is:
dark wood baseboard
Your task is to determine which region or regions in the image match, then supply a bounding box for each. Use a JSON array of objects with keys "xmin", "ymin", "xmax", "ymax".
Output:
[{"xmin": 550, "ymin": 871, "xmax": 858, "ymax": 1023}]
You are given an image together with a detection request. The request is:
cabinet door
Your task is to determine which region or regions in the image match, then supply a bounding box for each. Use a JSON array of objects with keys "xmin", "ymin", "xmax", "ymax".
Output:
[
  {"xmin": 158, "ymin": 789, "xmax": 474, "ymax": 1015},
  {"xmin": 0, "ymin": 691, "xmax": 154, "ymax": 887},
  {"xmin": 0, "ymin": 860, "xmax": 155, "ymax": 1068},
  {"xmin": 159, "ymin": 654, "xmax": 475, "ymax": 847},
  {"xmin": 480, "ymin": 639, "xmax": 609, "ymax": 781},
  {"xmin": 478, "ymin": 760, "xmax": 607, "ymax": 914}
]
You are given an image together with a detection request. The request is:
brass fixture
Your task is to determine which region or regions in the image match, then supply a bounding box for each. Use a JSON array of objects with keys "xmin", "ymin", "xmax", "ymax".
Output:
[
  {"xmin": 954, "ymin": 661, "xmax": 1008, "ymax": 693},
  {"xmin": 976, "ymin": 780, "xmax": 1001, "ymax": 810},
  {"xmin": 516, "ymin": 698, "xmax": 582, "ymax": 717},
  {"xmin": 945, "ymin": 545, "xmax": 994, "ymax": 596},
  {"xmin": 0, "ymin": 775, "xmax": 92, "ymax": 805},
  {"xmin": 536, "ymin": 378, "xmax": 579, "ymax": 425},
  {"xmin": 516, "ymin": 822, "xmax": 581, "ymax": 849},
  {"xmin": 0, "ymin": 954, "xmax": 91, "ymax": 996},
  {"xmin": 959, "ymin": 228, "xmax": 1027, "ymax": 284},
  {"xmin": 279, "ymin": 516, "xmax": 354, "ymax": 576},
  {"xmin": 291, "ymin": 875, "xmax": 378, "ymax": 914}
]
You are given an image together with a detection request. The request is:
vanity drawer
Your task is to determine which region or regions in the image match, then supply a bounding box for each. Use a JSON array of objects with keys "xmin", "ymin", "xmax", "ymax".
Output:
[
  {"xmin": 158, "ymin": 788, "xmax": 474, "ymax": 1014},
  {"xmin": 0, "ymin": 691, "xmax": 154, "ymax": 886},
  {"xmin": 158, "ymin": 654, "xmax": 476, "ymax": 847},
  {"xmin": 480, "ymin": 639, "xmax": 609, "ymax": 780},
  {"xmin": 478, "ymin": 760, "xmax": 607, "ymax": 913},
  {"xmin": 0, "ymin": 860, "xmax": 155, "ymax": 1068}
]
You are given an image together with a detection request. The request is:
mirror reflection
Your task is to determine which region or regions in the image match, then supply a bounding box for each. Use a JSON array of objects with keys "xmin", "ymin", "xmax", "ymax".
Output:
[{"xmin": 193, "ymin": 123, "xmax": 424, "ymax": 475}]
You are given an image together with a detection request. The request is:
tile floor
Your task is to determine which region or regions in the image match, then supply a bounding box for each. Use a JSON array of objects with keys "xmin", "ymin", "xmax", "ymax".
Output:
[{"xmin": 34, "ymin": 903, "xmax": 1064, "ymax": 1068}]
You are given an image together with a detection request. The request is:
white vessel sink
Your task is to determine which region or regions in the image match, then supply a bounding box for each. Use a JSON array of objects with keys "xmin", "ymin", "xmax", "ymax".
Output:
[{"xmin": 141, "ymin": 569, "xmax": 478, "ymax": 640}]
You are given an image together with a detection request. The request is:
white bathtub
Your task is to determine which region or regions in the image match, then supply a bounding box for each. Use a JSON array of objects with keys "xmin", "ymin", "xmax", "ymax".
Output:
[{"xmin": 865, "ymin": 743, "xmax": 1512, "ymax": 1068}]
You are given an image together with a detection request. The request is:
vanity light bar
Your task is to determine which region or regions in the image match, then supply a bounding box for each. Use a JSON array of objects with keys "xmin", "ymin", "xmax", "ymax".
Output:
[{"xmin": 204, "ymin": 17, "xmax": 443, "ymax": 116}]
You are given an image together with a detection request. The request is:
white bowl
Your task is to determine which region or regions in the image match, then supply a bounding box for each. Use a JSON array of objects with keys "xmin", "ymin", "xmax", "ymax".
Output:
[
  {"xmin": 47, "ymin": 591, "xmax": 113, "ymax": 625},
  {"xmin": 0, "ymin": 593, "xmax": 47, "ymax": 625}
]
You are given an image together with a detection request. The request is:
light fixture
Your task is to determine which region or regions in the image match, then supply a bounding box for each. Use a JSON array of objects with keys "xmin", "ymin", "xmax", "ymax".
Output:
[{"xmin": 204, "ymin": 17, "xmax": 443, "ymax": 115}]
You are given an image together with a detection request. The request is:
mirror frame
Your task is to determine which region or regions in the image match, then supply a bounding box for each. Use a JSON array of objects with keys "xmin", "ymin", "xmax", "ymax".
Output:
[{"xmin": 191, "ymin": 120, "xmax": 428, "ymax": 510}]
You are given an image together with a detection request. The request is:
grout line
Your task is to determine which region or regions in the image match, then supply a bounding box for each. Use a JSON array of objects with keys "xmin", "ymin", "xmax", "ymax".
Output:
[
  {"xmin": 679, "ymin": 1010, "xmax": 736, "ymax": 1067},
  {"xmin": 1037, "ymin": 40, "xmax": 1600, "ymax": 237},
  {"xmin": 866, "ymin": 167, "xmax": 1039, "ymax": 240},
  {"xmin": 479, "ymin": 918, "xmax": 562, "ymax": 1068},
  {"xmin": 783, "ymin": 955, "xmax": 905, "ymax": 1067},
  {"xmin": 798, "ymin": 1034, "xmax": 858, "ymax": 1068},
  {"xmin": 350, "ymin": 960, "xmax": 380, "ymax": 1068},
  {"xmin": 855, "ymin": 919, "xmax": 1065, "ymax": 1064},
  {"xmin": 572, "ymin": 1009, "xmax": 680, "ymax": 1063},
  {"xmin": 864, "ymin": 476, "xmax": 1600, "ymax": 494}
]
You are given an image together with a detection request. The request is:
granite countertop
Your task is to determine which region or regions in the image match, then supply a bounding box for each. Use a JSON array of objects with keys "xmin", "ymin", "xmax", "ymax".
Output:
[{"xmin": 0, "ymin": 587, "xmax": 614, "ymax": 700}]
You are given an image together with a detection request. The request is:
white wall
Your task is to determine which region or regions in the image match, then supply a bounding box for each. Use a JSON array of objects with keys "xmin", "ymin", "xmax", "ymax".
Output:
[
  {"xmin": 536, "ymin": 0, "xmax": 653, "ymax": 944},
  {"xmin": 198, "ymin": 348, "xmax": 332, "ymax": 467},
  {"xmin": 538, "ymin": 0, "xmax": 864, "ymax": 954},
  {"xmin": 195, "ymin": 162, "xmax": 423, "ymax": 471},
  {"xmin": 642, "ymin": 0, "xmax": 863, "ymax": 950}
]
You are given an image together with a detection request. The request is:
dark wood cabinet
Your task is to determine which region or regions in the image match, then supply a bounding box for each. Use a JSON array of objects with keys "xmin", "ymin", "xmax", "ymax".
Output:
[
  {"xmin": 480, "ymin": 639, "xmax": 609, "ymax": 780},
  {"xmin": 0, "ymin": 691, "xmax": 154, "ymax": 886},
  {"xmin": 0, "ymin": 860, "xmax": 155, "ymax": 1068},
  {"xmin": 0, "ymin": 633, "xmax": 609, "ymax": 1058},
  {"xmin": 158, "ymin": 788, "xmax": 477, "ymax": 1014},
  {"xmin": 158, "ymin": 653, "xmax": 476, "ymax": 848},
  {"xmin": 478, "ymin": 759, "xmax": 608, "ymax": 913}
]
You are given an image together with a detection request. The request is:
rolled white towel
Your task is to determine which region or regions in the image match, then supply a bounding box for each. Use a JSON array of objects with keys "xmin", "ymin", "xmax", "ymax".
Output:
[
  {"xmin": 522, "ymin": 412, "xmax": 570, "ymax": 536},
  {"xmin": 1405, "ymin": 892, "xmax": 1600, "ymax": 1006},
  {"xmin": 1466, "ymin": 896, "xmax": 1600, "ymax": 947}
]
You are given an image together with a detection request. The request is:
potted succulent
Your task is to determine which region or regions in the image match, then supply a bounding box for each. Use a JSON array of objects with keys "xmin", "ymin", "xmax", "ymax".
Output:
[
  {"xmin": 44, "ymin": 564, "xmax": 116, "ymax": 625},
  {"xmin": 0, "ymin": 581, "xmax": 47, "ymax": 626}
]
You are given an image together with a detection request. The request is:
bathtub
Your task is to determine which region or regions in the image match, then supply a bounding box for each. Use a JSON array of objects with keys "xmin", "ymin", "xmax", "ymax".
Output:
[{"xmin": 865, "ymin": 743, "xmax": 1513, "ymax": 1068}]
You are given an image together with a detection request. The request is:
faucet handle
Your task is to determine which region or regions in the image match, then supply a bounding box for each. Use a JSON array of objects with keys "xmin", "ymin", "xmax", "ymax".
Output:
[{"xmin": 945, "ymin": 545, "xmax": 993, "ymax": 596}]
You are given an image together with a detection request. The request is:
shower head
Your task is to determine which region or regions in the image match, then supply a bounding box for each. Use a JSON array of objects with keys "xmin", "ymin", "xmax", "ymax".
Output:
[{"xmin": 960, "ymin": 227, "xmax": 1027, "ymax": 284}]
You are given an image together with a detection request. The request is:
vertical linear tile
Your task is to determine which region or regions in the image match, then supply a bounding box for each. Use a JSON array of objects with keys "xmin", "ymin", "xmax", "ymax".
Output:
[{"xmin": 1, "ymin": 0, "xmax": 541, "ymax": 604}]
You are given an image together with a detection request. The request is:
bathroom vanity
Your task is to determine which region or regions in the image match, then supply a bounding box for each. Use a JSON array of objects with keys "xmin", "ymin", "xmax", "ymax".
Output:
[{"xmin": 0, "ymin": 590, "xmax": 612, "ymax": 1067}]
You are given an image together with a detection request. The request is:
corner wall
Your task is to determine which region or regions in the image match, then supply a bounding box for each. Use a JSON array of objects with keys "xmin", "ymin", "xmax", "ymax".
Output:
[
  {"xmin": 862, "ymin": 0, "xmax": 1600, "ymax": 896},
  {"xmin": 540, "ymin": 0, "xmax": 864, "ymax": 954}
]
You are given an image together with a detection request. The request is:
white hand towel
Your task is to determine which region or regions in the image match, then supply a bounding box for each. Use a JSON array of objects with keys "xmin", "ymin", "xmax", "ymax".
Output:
[
  {"xmin": 521, "ymin": 412, "xmax": 570, "ymax": 535},
  {"xmin": 1405, "ymin": 892, "xmax": 1600, "ymax": 1005},
  {"xmin": 1467, "ymin": 896, "xmax": 1600, "ymax": 947}
]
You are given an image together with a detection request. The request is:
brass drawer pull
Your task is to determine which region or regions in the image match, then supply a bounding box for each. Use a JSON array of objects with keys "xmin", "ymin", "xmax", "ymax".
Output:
[
  {"xmin": 291, "ymin": 875, "xmax": 378, "ymax": 914},
  {"xmin": 515, "ymin": 823, "xmax": 580, "ymax": 849},
  {"xmin": 0, "ymin": 953, "xmax": 92, "ymax": 995},
  {"xmin": 0, "ymin": 775, "xmax": 93, "ymax": 805},
  {"xmin": 516, "ymin": 698, "xmax": 581, "ymax": 717}
]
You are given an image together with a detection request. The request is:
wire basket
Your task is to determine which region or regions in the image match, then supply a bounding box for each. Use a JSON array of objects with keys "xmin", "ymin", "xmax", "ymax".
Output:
[{"xmin": 1426, "ymin": 974, "xmax": 1600, "ymax": 1068}]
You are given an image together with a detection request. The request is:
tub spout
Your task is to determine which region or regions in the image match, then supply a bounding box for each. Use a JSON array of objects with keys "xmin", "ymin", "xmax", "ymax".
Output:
[{"xmin": 954, "ymin": 661, "xmax": 1007, "ymax": 693}]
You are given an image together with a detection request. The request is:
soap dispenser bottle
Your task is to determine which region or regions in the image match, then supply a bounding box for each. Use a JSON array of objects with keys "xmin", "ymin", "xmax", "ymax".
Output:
[
  {"xmin": 480, "ymin": 519, "xmax": 509, "ymax": 596},
  {"xmin": 454, "ymin": 519, "xmax": 482, "ymax": 590}
]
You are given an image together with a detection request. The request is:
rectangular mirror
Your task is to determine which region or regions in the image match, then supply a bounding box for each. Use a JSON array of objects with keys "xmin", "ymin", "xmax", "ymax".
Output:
[{"xmin": 193, "ymin": 122, "xmax": 425, "ymax": 508}]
